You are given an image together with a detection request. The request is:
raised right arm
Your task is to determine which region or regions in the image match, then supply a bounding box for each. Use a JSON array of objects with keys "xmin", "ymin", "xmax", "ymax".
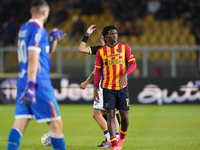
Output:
[{"xmin": 78, "ymin": 24, "xmax": 96, "ymax": 54}]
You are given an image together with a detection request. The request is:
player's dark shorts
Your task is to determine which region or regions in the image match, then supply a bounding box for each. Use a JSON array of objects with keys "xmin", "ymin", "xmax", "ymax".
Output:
[{"xmin": 103, "ymin": 86, "xmax": 130, "ymax": 110}]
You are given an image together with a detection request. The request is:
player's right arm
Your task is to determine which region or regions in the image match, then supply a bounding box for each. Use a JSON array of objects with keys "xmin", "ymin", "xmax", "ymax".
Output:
[{"xmin": 79, "ymin": 24, "xmax": 96, "ymax": 54}]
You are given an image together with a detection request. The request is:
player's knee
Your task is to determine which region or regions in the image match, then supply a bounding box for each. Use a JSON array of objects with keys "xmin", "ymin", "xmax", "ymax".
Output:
[
  {"xmin": 13, "ymin": 118, "xmax": 29, "ymax": 132},
  {"xmin": 93, "ymin": 112, "xmax": 99, "ymax": 120},
  {"xmin": 49, "ymin": 120, "xmax": 63, "ymax": 133},
  {"xmin": 120, "ymin": 114, "xmax": 129, "ymax": 123},
  {"xmin": 107, "ymin": 110, "xmax": 116, "ymax": 119},
  {"xmin": 121, "ymin": 115, "xmax": 128, "ymax": 120},
  {"xmin": 119, "ymin": 111, "xmax": 128, "ymax": 120}
]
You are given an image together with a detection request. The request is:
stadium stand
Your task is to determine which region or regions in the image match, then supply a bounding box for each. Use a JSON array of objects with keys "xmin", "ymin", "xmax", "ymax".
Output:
[{"xmin": 0, "ymin": 0, "xmax": 199, "ymax": 76}]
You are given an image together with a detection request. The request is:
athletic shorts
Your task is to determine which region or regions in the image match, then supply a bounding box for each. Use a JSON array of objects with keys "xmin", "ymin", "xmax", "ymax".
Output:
[
  {"xmin": 103, "ymin": 86, "xmax": 130, "ymax": 110},
  {"xmin": 15, "ymin": 86, "xmax": 61, "ymax": 123},
  {"xmin": 93, "ymin": 86, "xmax": 106, "ymax": 111}
]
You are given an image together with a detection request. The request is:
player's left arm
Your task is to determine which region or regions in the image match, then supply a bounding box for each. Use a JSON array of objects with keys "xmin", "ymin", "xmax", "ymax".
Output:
[
  {"xmin": 119, "ymin": 44, "xmax": 137, "ymax": 87},
  {"xmin": 49, "ymin": 40, "xmax": 58, "ymax": 53},
  {"xmin": 28, "ymin": 50, "xmax": 40, "ymax": 82}
]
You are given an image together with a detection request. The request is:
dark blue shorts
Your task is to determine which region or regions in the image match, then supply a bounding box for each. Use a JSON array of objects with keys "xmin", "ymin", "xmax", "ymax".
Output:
[{"xmin": 103, "ymin": 86, "xmax": 130, "ymax": 110}]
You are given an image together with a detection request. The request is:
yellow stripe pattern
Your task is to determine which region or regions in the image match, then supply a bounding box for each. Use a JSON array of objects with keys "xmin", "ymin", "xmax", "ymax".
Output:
[
  {"xmin": 99, "ymin": 44, "xmax": 127, "ymax": 90},
  {"xmin": 120, "ymin": 129, "xmax": 127, "ymax": 135},
  {"xmin": 88, "ymin": 46, "xmax": 92, "ymax": 54},
  {"xmin": 49, "ymin": 101, "xmax": 57, "ymax": 118},
  {"xmin": 110, "ymin": 137, "xmax": 117, "ymax": 142}
]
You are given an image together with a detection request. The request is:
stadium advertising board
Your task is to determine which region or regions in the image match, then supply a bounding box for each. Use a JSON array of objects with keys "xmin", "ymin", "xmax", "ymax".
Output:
[{"xmin": 0, "ymin": 78, "xmax": 199, "ymax": 105}]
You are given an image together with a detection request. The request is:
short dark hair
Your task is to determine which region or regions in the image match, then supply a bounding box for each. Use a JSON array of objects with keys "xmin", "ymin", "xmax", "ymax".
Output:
[
  {"xmin": 31, "ymin": 0, "xmax": 49, "ymax": 14},
  {"xmin": 102, "ymin": 25, "xmax": 117, "ymax": 38}
]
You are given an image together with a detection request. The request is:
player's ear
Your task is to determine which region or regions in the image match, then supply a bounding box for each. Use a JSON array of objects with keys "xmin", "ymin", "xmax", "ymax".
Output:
[
  {"xmin": 43, "ymin": 9, "xmax": 47, "ymax": 16},
  {"xmin": 104, "ymin": 35, "xmax": 108, "ymax": 41},
  {"xmin": 43, "ymin": 7, "xmax": 49, "ymax": 16}
]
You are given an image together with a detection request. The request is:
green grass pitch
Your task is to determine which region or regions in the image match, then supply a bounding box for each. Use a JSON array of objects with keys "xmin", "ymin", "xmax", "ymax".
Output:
[{"xmin": 0, "ymin": 104, "xmax": 200, "ymax": 150}]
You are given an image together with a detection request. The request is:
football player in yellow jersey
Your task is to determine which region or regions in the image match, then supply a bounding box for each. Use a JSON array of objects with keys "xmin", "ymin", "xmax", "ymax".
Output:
[
  {"xmin": 94, "ymin": 25, "xmax": 137, "ymax": 150},
  {"xmin": 79, "ymin": 25, "xmax": 120, "ymax": 149}
]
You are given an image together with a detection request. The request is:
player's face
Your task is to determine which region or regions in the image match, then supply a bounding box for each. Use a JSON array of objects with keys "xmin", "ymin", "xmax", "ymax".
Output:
[{"xmin": 106, "ymin": 29, "xmax": 118, "ymax": 45}]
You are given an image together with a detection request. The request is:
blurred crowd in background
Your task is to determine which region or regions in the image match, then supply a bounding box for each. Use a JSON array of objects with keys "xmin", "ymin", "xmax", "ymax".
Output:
[{"xmin": 0, "ymin": 0, "xmax": 200, "ymax": 46}]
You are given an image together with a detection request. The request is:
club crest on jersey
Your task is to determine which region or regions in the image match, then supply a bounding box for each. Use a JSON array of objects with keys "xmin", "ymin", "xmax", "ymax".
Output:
[
  {"xmin": 35, "ymin": 33, "xmax": 41, "ymax": 42},
  {"xmin": 116, "ymin": 49, "xmax": 120, "ymax": 52},
  {"xmin": 105, "ymin": 61, "xmax": 108, "ymax": 66}
]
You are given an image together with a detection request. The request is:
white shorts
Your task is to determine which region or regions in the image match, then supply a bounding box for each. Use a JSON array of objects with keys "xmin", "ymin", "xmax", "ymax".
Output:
[{"xmin": 93, "ymin": 86, "xmax": 106, "ymax": 111}]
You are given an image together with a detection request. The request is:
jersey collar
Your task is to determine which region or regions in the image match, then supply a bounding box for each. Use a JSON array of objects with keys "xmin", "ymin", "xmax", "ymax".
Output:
[
  {"xmin": 106, "ymin": 41, "xmax": 118, "ymax": 48},
  {"xmin": 29, "ymin": 19, "xmax": 43, "ymax": 28}
]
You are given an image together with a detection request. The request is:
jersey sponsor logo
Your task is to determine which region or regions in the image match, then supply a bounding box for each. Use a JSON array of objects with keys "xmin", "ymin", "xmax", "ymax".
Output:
[
  {"xmin": 138, "ymin": 81, "xmax": 200, "ymax": 105},
  {"xmin": 105, "ymin": 59, "xmax": 124, "ymax": 66},
  {"xmin": 110, "ymin": 54, "xmax": 117, "ymax": 57},
  {"xmin": 109, "ymin": 54, "xmax": 120, "ymax": 57}
]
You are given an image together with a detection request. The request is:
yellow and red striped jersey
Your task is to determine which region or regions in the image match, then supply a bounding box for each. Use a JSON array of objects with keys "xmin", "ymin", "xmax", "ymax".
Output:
[{"xmin": 95, "ymin": 42, "xmax": 135, "ymax": 90}]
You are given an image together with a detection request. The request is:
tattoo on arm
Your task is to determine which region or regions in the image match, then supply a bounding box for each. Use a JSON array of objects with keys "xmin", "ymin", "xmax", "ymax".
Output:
[
  {"xmin": 88, "ymin": 73, "xmax": 94, "ymax": 82},
  {"xmin": 30, "ymin": 70, "xmax": 36, "ymax": 76}
]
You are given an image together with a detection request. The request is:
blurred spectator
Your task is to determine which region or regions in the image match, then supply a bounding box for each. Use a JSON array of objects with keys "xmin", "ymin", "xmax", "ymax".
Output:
[
  {"xmin": 130, "ymin": 68, "xmax": 140, "ymax": 78},
  {"xmin": 116, "ymin": 21, "xmax": 128, "ymax": 36},
  {"xmin": 81, "ymin": 0, "xmax": 103, "ymax": 15},
  {"xmin": 192, "ymin": 28, "xmax": 200, "ymax": 68},
  {"xmin": 53, "ymin": 8, "xmax": 68, "ymax": 26},
  {"xmin": 154, "ymin": 66, "xmax": 162, "ymax": 78},
  {"xmin": 65, "ymin": 0, "xmax": 81, "ymax": 9},
  {"xmin": 197, "ymin": 69, "xmax": 200, "ymax": 78},
  {"xmin": 0, "ymin": 28, "xmax": 8, "ymax": 46},
  {"xmin": 69, "ymin": 14, "xmax": 84, "ymax": 43},
  {"xmin": 147, "ymin": 0, "xmax": 160, "ymax": 14},
  {"xmin": 129, "ymin": 21, "xmax": 141, "ymax": 36},
  {"xmin": 155, "ymin": 0, "xmax": 171, "ymax": 20},
  {"xmin": 3, "ymin": 16, "xmax": 18, "ymax": 45}
]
